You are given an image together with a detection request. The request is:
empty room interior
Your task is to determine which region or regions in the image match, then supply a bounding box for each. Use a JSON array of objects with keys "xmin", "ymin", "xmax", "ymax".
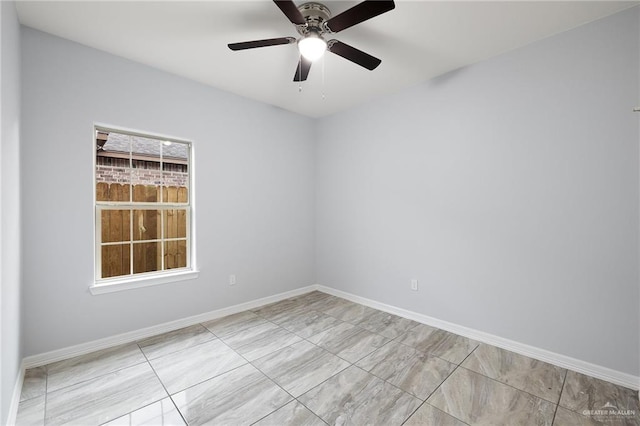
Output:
[{"xmin": 1, "ymin": 0, "xmax": 640, "ymax": 425}]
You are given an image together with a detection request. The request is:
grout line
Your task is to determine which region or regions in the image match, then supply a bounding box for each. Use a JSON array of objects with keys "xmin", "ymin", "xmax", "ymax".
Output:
[
  {"xmin": 225, "ymin": 340, "xmax": 298, "ymax": 425},
  {"xmin": 138, "ymin": 325, "xmax": 217, "ymax": 361},
  {"xmin": 134, "ymin": 341, "xmax": 189, "ymax": 426},
  {"xmin": 43, "ymin": 369, "xmax": 49, "ymax": 424},
  {"xmin": 550, "ymin": 369, "xmax": 569, "ymax": 425},
  {"xmin": 399, "ymin": 347, "xmax": 478, "ymax": 426},
  {"xmin": 42, "ymin": 357, "xmax": 149, "ymax": 396},
  {"xmin": 456, "ymin": 364, "xmax": 562, "ymax": 405}
]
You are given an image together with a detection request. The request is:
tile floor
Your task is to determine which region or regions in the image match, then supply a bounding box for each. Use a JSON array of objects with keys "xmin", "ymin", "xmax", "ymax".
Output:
[{"xmin": 15, "ymin": 291, "xmax": 640, "ymax": 425}]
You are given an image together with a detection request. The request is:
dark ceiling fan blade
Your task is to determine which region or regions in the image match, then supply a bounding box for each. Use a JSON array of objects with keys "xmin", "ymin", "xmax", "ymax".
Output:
[
  {"xmin": 293, "ymin": 56, "xmax": 312, "ymax": 81},
  {"xmin": 228, "ymin": 37, "xmax": 295, "ymax": 51},
  {"xmin": 273, "ymin": 0, "xmax": 306, "ymax": 25},
  {"xmin": 325, "ymin": 0, "xmax": 395, "ymax": 33},
  {"xmin": 327, "ymin": 40, "xmax": 381, "ymax": 70}
]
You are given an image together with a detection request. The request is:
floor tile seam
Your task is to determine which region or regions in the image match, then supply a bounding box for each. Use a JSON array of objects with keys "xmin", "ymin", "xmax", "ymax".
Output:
[
  {"xmin": 18, "ymin": 391, "xmax": 47, "ymax": 404},
  {"xmin": 350, "ymin": 316, "xmax": 410, "ymax": 337},
  {"xmin": 216, "ymin": 325, "xmax": 296, "ymax": 352},
  {"xmin": 145, "ymin": 329, "xmax": 250, "ymax": 397},
  {"xmin": 354, "ymin": 343, "xmax": 460, "ymax": 397},
  {"xmin": 300, "ymin": 319, "xmax": 408, "ymax": 365},
  {"xmin": 95, "ymin": 398, "xmax": 177, "ymax": 426},
  {"xmin": 220, "ymin": 316, "xmax": 284, "ymax": 336},
  {"xmin": 419, "ymin": 348, "xmax": 477, "ymax": 426},
  {"xmin": 45, "ymin": 343, "xmax": 145, "ymax": 373},
  {"xmin": 249, "ymin": 357, "xmax": 305, "ymax": 400},
  {"xmin": 44, "ymin": 358, "xmax": 150, "ymax": 395},
  {"xmin": 252, "ymin": 313, "xmax": 303, "ymax": 335},
  {"xmin": 353, "ymin": 361, "xmax": 433, "ymax": 402},
  {"xmin": 399, "ymin": 399, "xmax": 427, "ymax": 426},
  {"xmin": 241, "ymin": 352, "xmax": 304, "ymax": 423},
  {"xmin": 39, "ymin": 373, "xmax": 48, "ymax": 425},
  {"xmin": 139, "ymin": 331, "xmax": 218, "ymax": 361},
  {"xmin": 258, "ymin": 361, "xmax": 358, "ymax": 419},
  {"xmin": 296, "ymin": 328, "xmax": 358, "ymax": 366},
  {"xmin": 291, "ymin": 363, "xmax": 423, "ymax": 426},
  {"xmin": 247, "ymin": 340, "xmax": 353, "ymax": 399},
  {"xmin": 256, "ymin": 349, "xmax": 348, "ymax": 381},
  {"xmin": 134, "ymin": 341, "xmax": 187, "ymax": 426},
  {"xmin": 45, "ymin": 367, "xmax": 168, "ymax": 426},
  {"xmin": 391, "ymin": 337, "xmax": 470, "ymax": 366},
  {"xmin": 556, "ymin": 368, "xmax": 569, "ymax": 406},
  {"xmin": 426, "ymin": 402, "xmax": 472, "ymax": 426},
  {"xmin": 334, "ymin": 300, "xmax": 421, "ymax": 330},
  {"xmin": 230, "ymin": 335, "xmax": 305, "ymax": 360},
  {"xmin": 287, "ymin": 397, "xmax": 329, "ymax": 426},
  {"xmin": 550, "ymin": 370, "xmax": 569, "ymax": 426},
  {"xmin": 207, "ymin": 310, "xmax": 288, "ymax": 336},
  {"xmin": 354, "ymin": 317, "xmax": 420, "ymax": 337},
  {"xmin": 307, "ymin": 330, "xmax": 384, "ymax": 365},
  {"xmin": 138, "ymin": 322, "xmax": 215, "ymax": 348},
  {"xmin": 399, "ymin": 401, "xmax": 472, "ymax": 426},
  {"xmin": 277, "ymin": 312, "xmax": 343, "ymax": 337},
  {"xmin": 165, "ymin": 360, "xmax": 252, "ymax": 399},
  {"xmin": 246, "ymin": 399, "xmax": 302, "ymax": 426},
  {"xmin": 346, "ymin": 309, "xmax": 379, "ymax": 326},
  {"xmin": 251, "ymin": 304, "xmax": 308, "ymax": 321},
  {"xmin": 296, "ymin": 315, "xmax": 356, "ymax": 341},
  {"xmin": 456, "ymin": 364, "xmax": 563, "ymax": 406},
  {"xmin": 43, "ymin": 370, "xmax": 49, "ymax": 423},
  {"xmin": 352, "ymin": 363, "xmax": 424, "ymax": 402}
]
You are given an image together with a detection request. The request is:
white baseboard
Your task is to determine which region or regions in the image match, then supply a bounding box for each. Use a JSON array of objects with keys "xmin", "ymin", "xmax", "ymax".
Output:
[
  {"xmin": 316, "ymin": 285, "xmax": 640, "ymax": 391},
  {"xmin": 6, "ymin": 360, "xmax": 26, "ymax": 426},
  {"xmin": 18, "ymin": 282, "xmax": 639, "ymax": 396},
  {"xmin": 23, "ymin": 285, "xmax": 317, "ymax": 369}
]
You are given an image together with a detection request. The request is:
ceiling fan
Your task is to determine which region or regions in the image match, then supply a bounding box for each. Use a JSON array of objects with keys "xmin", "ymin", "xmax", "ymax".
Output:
[{"xmin": 228, "ymin": 0, "xmax": 395, "ymax": 82}]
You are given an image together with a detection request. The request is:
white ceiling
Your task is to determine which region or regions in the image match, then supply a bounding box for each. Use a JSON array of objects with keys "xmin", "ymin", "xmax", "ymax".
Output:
[{"xmin": 16, "ymin": 1, "xmax": 638, "ymax": 118}]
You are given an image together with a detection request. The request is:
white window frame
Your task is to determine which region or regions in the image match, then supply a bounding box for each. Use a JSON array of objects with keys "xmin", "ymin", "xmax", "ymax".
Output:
[{"xmin": 90, "ymin": 124, "xmax": 198, "ymax": 295}]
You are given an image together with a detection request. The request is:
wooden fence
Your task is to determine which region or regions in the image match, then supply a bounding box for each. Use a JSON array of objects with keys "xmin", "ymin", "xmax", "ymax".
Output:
[{"xmin": 97, "ymin": 182, "xmax": 188, "ymax": 278}]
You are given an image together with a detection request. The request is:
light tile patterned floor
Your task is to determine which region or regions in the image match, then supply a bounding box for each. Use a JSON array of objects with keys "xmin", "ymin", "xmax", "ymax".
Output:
[{"xmin": 15, "ymin": 291, "xmax": 640, "ymax": 425}]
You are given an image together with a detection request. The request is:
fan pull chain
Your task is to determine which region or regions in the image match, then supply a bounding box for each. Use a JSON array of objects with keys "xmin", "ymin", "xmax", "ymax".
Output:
[
  {"xmin": 298, "ymin": 59, "xmax": 303, "ymax": 92},
  {"xmin": 321, "ymin": 54, "xmax": 326, "ymax": 100}
]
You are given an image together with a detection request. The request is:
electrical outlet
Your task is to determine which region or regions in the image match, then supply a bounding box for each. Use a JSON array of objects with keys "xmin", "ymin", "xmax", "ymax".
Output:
[
  {"xmin": 229, "ymin": 274, "xmax": 236, "ymax": 286},
  {"xmin": 410, "ymin": 279, "xmax": 418, "ymax": 291}
]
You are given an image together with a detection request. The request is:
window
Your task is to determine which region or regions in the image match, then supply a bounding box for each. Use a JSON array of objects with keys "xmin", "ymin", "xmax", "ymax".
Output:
[{"xmin": 92, "ymin": 126, "xmax": 197, "ymax": 294}]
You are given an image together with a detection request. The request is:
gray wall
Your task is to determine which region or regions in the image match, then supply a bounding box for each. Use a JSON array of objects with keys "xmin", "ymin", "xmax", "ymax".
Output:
[
  {"xmin": 20, "ymin": 27, "xmax": 316, "ymax": 356},
  {"xmin": 1, "ymin": 1, "xmax": 22, "ymax": 423},
  {"xmin": 316, "ymin": 7, "xmax": 640, "ymax": 376},
  {"xmin": 16, "ymin": 3, "xmax": 640, "ymax": 383}
]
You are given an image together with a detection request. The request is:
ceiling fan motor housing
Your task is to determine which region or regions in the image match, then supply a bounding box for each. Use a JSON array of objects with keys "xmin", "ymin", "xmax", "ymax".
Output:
[{"xmin": 296, "ymin": 2, "xmax": 332, "ymax": 37}]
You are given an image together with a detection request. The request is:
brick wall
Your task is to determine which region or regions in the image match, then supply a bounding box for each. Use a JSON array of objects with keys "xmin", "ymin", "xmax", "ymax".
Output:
[{"xmin": 96, "ymin": 165, "xmax": 188, "ymax": 187}]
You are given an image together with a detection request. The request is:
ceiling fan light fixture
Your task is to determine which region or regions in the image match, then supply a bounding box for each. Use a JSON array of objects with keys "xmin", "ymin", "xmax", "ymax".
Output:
[{"xmin": 298, "ymin": 33, "xmax": 327, "ymax": 61}]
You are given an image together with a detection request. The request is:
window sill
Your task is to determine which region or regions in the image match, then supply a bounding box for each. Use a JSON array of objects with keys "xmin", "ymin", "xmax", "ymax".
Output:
[{"xmin": 90, "ymin": 269, "xmax": 199, "ymax": 295}]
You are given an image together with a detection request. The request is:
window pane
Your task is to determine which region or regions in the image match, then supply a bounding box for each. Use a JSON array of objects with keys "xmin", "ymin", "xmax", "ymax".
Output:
[
  {"xmin": 131, "ymin": 137, "xmax": 161, "ymax": 196},
  {"xmin": 133, "ymin": 209, "xmax": 160, "ymax": 241},
  {"xmin": 133, "ymin": 241, "xmax": 161, "ymax": 274},
  {"xmin": 102, "ymin": 244, "xmax": 131, "ymax": 278},
  {"xmin": 163, "ymin": 141, "xmax": 188, "ymax": 161},
  {"xmin": 164, "ymin": 209, "xmax": 187, "ymax": 239},
  {"xmin": 101, "ymin": 210, "xmax": 131, "ymax": 243},
  {"xmin": 165, "ymin": 240, "xmax": 187, "ymax": 270},
  {"xmin": 162, "ymin": 141, "xmax": 188, "ymax": 203},
  {"xmin": 96, "ymin": 131, "xmax": 132, "ymax": 202}
]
